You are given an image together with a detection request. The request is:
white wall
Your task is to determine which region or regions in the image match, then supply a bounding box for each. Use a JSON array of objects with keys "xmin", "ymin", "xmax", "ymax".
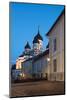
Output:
[{"xmin": 48, "ymin": 12, "xmax": 64, "ymax": 81}]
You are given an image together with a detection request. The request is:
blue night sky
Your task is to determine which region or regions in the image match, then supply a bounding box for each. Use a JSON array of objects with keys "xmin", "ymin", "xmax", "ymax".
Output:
[{"xmin": 10, "ymin": 2, "xmax": 64, "ymax": 64}]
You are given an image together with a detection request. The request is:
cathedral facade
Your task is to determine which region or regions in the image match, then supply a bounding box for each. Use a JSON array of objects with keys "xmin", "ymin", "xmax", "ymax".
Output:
[{"xmin": 15, "ymin": 29, "xmax": 49, "ymax": 79}]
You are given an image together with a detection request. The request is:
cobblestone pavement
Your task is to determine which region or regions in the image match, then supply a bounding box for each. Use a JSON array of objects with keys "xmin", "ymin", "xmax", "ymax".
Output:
[{"xmin": 10, "ymin": 81, "xmax": 65, "ymax": 97}]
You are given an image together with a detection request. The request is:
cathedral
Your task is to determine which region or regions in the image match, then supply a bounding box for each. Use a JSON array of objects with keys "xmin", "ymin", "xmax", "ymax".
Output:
[{"xmin": 12, "ymin": 29, "xmax": 49, "ymax": 80}]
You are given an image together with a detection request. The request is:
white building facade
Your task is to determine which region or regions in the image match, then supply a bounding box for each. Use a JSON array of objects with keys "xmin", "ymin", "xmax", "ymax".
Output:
[{"xmin": 46, "ymin": 9, "xmax": 65, "ymax": 81}]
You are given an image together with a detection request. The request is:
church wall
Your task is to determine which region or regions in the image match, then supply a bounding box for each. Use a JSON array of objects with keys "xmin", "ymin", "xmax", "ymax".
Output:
[
  {"xmin": 22, "ymin": 59, "xmax": 32, "ymax": 78},
  {"xmin": 33, "ymin": 53, "xmax": 49, "ymax": 79}
]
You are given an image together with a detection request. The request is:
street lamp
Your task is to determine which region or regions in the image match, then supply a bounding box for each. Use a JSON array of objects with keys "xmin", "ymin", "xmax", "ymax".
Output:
[
  {"xmin": 19, "ymin": 73, "xmax": 25, "ymax": 78},
  {"xmin": 47, "ymin": 58, "xmax": 50, "ymax": 62}
]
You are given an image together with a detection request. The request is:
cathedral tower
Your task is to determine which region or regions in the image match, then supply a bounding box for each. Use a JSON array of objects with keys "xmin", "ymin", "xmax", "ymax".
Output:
[
  {"xmin": 24, "ymin": 42, "xmax": 31, "ymax": 54},
  {"xmin": 33, "ymin": 28, "xmax": 43, "ymax": 55}
]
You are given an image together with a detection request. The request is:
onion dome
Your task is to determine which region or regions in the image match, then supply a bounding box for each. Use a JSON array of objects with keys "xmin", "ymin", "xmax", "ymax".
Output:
[
  {"xmin": 24, "ymin": 42, "xmax": 31, "ymax": 49},
  {"xmin": 33, "ymin": 37, "xmax": 40, "ymax": 44},
  {"xmin": 33, "ymin": 29, "xmax": 43, "ymax": 44}
]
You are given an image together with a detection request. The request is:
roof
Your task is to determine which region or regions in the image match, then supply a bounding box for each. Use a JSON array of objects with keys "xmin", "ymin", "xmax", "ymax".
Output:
[
  {"xmin": 33, "ymin": 49, "xmax": 49, "ymax": 61},
  {"xmin": 24, "ymin": 42, "xmax": 31, "ymax": 49},
  {"xmin": 19, "ymin": 54, "xmax": 24, "ymax": 57},
  {"xmin": 46, "ymin": 8, "xmax": 65, "ymax": 36},
  {"xmin": 23, "ymin": 57, "xmax": 33, "ymax": 63},
  {"xmin": 33, "ymin": 30, "xmax": 43, "ymax": 43},
  {"xmin": 21, "ymin": 49, "xmax": 49, "ymax": 63}
]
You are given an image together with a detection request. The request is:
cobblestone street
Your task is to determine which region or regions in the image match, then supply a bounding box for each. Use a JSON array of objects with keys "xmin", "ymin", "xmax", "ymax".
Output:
[{"xmin": 10, "ymin": 80, "xmax": 65, "ymax": 97}]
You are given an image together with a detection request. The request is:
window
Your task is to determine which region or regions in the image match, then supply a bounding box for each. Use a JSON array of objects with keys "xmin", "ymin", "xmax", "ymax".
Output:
[
  {"xmin": 53, "ymin": 59, "xmax": 57, "ymax": 72},
  {"xmin": 53, "ymin": 38, "xmax": 57, "ymax": 52}
]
